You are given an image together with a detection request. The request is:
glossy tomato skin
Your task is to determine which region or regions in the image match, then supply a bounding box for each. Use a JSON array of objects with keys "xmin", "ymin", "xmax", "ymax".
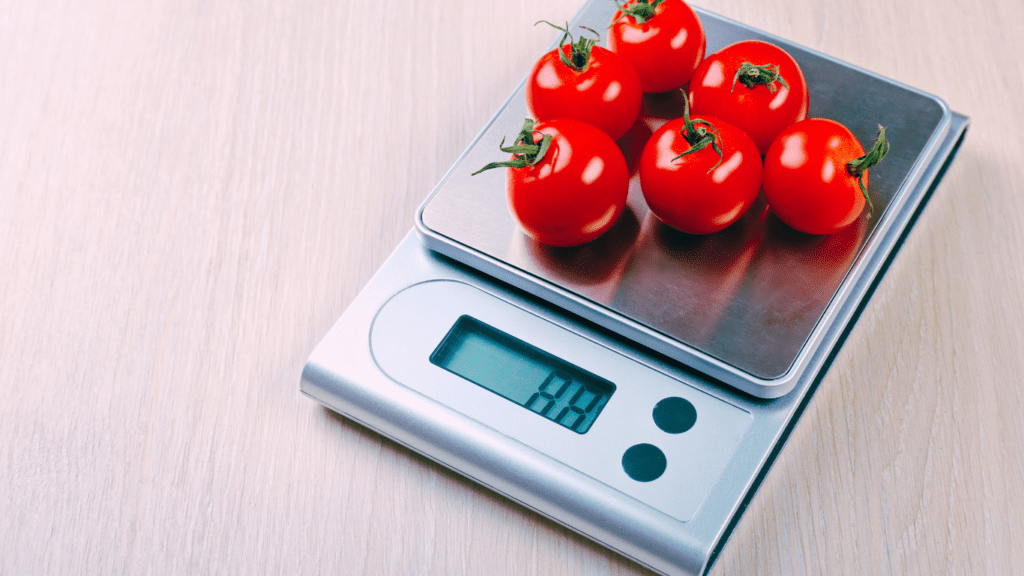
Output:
[
  {"xmin": 762, "ymin": 118, "xmax": 868, "ymax": 235},
  {"xmin": 608, "ymin": 0, "xmax": 706, "ymax": 94},
  {"xmin": 639, "ymin": 116, "xmax": 762, "ymax": 234},
  {"xmin": 688, "ymin": 40, "xmax": 808, "ymax": 156},
  {"xmin": 508, "ymin": 119, "xmax": 629, "ymax": 247},
  {"xmin": 526, "ymin": 45, "xmax": 642, "ymax": 141}
]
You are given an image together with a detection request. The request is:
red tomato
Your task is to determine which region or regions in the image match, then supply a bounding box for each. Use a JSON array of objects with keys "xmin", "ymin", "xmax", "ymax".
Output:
[
  {"xmin": 475, "ymin": 118, "xmax": 629, "ymax": 247},
  {"xmin": 763, "ymin": 119, "xmax": 890, "ymax": 235},
  {"xmin": 689, "ymin": 40, "xmax": 809, "ymax": 155},
  {"xmin": 608, "ymin": 0, "xmax": 706, "ymax": 94},
  {"xmin": 526, "ymin": 28, "xmax": 642, "ymax": 141},
  {"xmin": 639, "ymin": 114, "xmax": 763, "ymax": 234}
]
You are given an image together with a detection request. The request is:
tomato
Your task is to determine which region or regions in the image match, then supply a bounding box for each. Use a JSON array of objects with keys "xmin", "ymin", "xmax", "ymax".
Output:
[
  {"xmin": 526, "ymin": 24, "xmax": 642, "ymax": 141},
  {"xmin": 639, "ymin": 106, "xmax": 762, "ymax": 235},
  {"xmin": 608, "ymin": 0, "xmax": 706, "ymax": 94},
  {"xmin": 474, "ymin": 118, "xmax": 629, "ymax": 247},
  {"xmin": 762, "ymin": 119, "xmax": 890, "ymax": 235},
  {"xmin": 689, "ymin": 40, "xmax": 809, "ymax": 155}
]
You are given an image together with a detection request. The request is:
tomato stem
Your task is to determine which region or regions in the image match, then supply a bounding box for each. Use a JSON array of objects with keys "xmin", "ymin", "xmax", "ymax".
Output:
[
  {"xmin": 731, "ymin": 62, "xmax": 789, "ymax": 93},
  {"xmin": 536, "ymin": 21, "xmax": 600, "ymax": 72},
  {"xmin": 472, "ymin": 118, "xmax": 553, "ymax": 175},
  {"xmin": 673, "ymin": 94, "xmax": 725, "ymax": 172},
  {"xmin": 612, "ymin": 0, "xmax": 667, "ymax": 25},
  {"xmin": 846, "ymin": 125, "xmax": 890, "ymax": 218}
]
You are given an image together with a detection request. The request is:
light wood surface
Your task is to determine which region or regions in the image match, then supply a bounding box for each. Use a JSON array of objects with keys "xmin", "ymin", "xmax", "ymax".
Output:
[{"xmin": 2, "ymin": 0, "xmax": 1022, "ymax": 574}]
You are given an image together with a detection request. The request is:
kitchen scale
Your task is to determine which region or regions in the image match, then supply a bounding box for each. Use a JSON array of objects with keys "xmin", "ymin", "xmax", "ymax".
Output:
[{"xmin": 301, "ymin": 2, "xmax": 968, "ymax": 575}]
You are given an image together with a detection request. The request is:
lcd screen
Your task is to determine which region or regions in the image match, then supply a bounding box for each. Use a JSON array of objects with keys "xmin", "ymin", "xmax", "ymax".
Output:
[{"xmin": 430, "ymin": 316, "xmax": 615, "ymax": 434}]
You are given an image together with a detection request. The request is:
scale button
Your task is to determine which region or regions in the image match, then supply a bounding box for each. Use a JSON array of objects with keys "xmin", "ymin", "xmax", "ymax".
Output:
[
  {"xmin": 653, "ymin": 397, "xmax": 697, "ymax": 434},
  {"xmin": 622, "ymin": 443, "xmax": 667, "ymax": 482}
]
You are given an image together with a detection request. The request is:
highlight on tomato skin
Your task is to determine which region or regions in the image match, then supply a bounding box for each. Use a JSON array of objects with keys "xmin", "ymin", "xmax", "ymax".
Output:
[
  {"xmin": 762, "ymin": 118, "xmax": 889, "ymax": 235},
  {"xmin": 608, "ymin": 0, "xmax": 707, "ymax": 94},
  {"xmin": 526, "ymin": 39, "xmax": 643, "ymax": 141},
  {"xmin": 688, "ymin": 40, "xmax": 809, "ymax": 156}
]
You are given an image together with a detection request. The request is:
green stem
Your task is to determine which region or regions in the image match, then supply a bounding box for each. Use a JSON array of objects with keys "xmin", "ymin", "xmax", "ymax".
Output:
[
  {"xmin": 731, "ymin": 62, "xmax": 789, "ymax": 93},
  {"xmin": 472, "ymin": 118, "xmax": 553, "ymax": 175},
  {"xmin": 846, "ymin": 125, "xmax": 890, "ymax": 219},
  {"xmin": 673, "ymin": 94, "xmax": 725, "ymax": 172},
  {"xmin": 536, "ymin": 20, "xmax": 600, "ymax": 72},
  {"xmin": 612, "ymin": 0, "xmax": 667, "ymax": 25}
]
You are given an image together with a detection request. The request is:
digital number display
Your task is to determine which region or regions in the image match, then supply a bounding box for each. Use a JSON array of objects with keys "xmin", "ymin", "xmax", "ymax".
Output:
[{"xmin": 430, "ymin": 316, "xmax": 615, "ymax": 434}]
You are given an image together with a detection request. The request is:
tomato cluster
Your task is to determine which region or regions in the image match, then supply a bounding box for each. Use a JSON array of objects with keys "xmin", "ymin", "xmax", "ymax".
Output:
[{"xmin": 475, "ymin": 3, "xmax": 890, "ymax": 246}]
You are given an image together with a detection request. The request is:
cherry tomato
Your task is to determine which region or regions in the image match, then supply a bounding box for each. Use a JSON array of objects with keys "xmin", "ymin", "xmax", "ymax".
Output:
[
  {"xmin": 763, "ymin": 119, "xmax": 890, "ymax": 235},
  {"xmin": 526, "ymin": 25, "xmax": 642, "ymax": 141},
  {"xmin": 608, "ymin": 0, "xmax": 706, "ymax": 94},
  {"xmin": 689, "ymin": 40, "xmax": 809, "ymax": 155},
  {"xmin": 475, "ymin": 118, "xmax": 629, "ymax": 247},
  {"xmin": 639, "ymin": 112, "xmax": 762, "ymax": 234}
]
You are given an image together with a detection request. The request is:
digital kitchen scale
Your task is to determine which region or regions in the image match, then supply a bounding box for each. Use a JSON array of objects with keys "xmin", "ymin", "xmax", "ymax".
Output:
[{"xmin": 301, "ymin": 2, "xmax": 968, "ymax": 575}]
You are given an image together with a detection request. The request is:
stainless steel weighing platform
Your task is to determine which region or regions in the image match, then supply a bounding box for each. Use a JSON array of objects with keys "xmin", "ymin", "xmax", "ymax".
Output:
[{"xmin": 302, "ymin": 2, "xmax": 969, "ymax": 575}]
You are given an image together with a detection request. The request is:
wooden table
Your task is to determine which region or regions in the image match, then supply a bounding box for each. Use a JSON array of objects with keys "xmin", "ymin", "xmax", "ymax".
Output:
[{"xmin": 2, "ymin": 0, "xmax": 1022, "ymax": 574}]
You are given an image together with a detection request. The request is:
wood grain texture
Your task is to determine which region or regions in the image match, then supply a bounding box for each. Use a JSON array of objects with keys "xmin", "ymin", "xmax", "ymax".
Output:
[{"xmin": 1, "ymin": 0, "xmax": 1021, "ymax": 575}]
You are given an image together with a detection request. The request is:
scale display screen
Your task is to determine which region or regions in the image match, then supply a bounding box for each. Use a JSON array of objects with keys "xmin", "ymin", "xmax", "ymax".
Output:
[{"xmin": 430, "ymin": 315, "xmax": 615, "ymax": 434}]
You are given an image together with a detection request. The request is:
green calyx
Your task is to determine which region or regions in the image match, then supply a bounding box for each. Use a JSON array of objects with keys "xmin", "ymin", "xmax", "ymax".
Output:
[
  {"xmin": 537, "ymin": 20, "xmax": 600, "ymax": 72},
  {"xmin": 731, "ymin": 62, "xmax": 790, "ymax": 93},
  {"xmin": 613, "ymin": 0, "xmax": 667, "ymax": 25},
  {"xmin": 472, "ymin": 118, "xmax": 553, "ymax": 175},
  {"xmin": 673, "ymin": 95, "xmax": 725, "ymax": 172},
  {"xmin": 846, "ymin": 125, "xmax": 890, "ymax": 219}
]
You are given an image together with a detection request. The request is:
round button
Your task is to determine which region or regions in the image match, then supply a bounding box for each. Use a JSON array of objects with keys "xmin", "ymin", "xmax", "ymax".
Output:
[
  {"xmin": 653, "ymin": 397, "xmax": 697, "ymax": 434},
  {"xmin": 622, "ymin": 443, "xmax": 667, "ymax": 482}
]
